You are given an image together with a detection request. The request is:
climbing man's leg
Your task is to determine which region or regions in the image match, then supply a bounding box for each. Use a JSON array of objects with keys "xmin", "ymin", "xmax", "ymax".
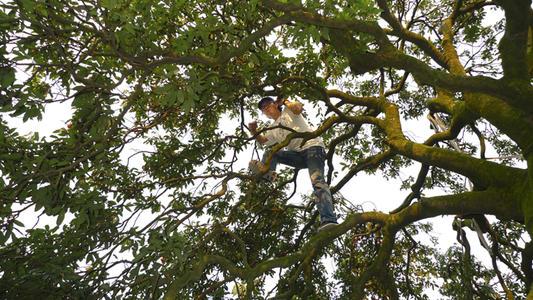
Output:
[
  {"xmin": 250, "ymin": 149, "xmax": 306, "ymax": 181},
  {"xmin": 304, "ymin": 146, "xmax": 337, "ymax": 225},
  {"xmin": 262, "ymin": 149, "xmax": 306, "ymax": 171}
]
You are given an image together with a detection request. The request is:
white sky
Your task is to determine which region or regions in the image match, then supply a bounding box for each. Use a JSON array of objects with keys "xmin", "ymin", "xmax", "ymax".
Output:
[
  {"xmin": 3, "ymin": 94, "xmax": 516, "ymax": 298},
  {"xmin": 2, "ymin": 5, "xmax": 526, "ymax": 299}
]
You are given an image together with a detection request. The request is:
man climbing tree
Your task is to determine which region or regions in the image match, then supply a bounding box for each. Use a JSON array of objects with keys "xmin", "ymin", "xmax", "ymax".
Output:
[
  {"xmin": 0, "ymin": 0, "xmax": 532, "ymax": 299},
  {"xmin": 248, "ymin": 96, "xmax": 338, "ymax": 231}
]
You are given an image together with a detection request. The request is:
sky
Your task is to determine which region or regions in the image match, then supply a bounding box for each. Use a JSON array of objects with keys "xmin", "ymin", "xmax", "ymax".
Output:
[
  {"xmin": 2, "ymin": 4, "xmax": 526, "ymax": 298},
  {"xmin": 4, "ymin": 91, "xmax": 517, "ymax": 298}
]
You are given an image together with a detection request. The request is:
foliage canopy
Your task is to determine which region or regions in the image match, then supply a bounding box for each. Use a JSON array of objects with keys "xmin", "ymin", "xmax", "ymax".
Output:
[{"xmin": 0, "ymin": 0, "xmax": 532, "ymax": 299}]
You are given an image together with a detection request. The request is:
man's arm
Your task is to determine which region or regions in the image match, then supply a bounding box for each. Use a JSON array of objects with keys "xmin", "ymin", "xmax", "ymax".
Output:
[
  {"xmin": 281, "ymin": 99, "xmax": 303, "ymax": 115},
  {"xmin": 248, "ymin": 121, "xmax": 269, "ymax": 144}
]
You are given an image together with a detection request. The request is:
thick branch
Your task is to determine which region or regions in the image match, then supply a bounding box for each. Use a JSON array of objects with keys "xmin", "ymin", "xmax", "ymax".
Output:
[
  {"xmin": 165, "ymin": 187, "xmax": 524, "ymax": 299},
  {"xmin": 166, "ymin": 212, "xmax": 390, "ymax": 299},
  {"xmin": 393, "ymin": 189, "xmax": 523, "ymax": 228},
  {"xmin": 326, "ymin": 89, "xmax": 383, "ymax": 111},
  {"xmin": 381, "ymin": 101, "xmax": 526, "ymax": 188},
  {"xmin": 369, "ymin": 51, "xmax": 532, "ymax": 115},
  {"xmin": 441, "ymin": 6, "xmax": 467, "ymax": 75},
  {"xmin": 496, "ymin": 0, "xmax": 531, "ymax": 81},
  {"xmin": 522, "ymin": 241, "xmax": 533, "ymax": 290},
  {"xmin": 351, "ymin": 225, "xmax": 398, "ymax": 299},
  {"xmin": 262, "ymin": 0, "xmax": 395, "ymax": 49}
]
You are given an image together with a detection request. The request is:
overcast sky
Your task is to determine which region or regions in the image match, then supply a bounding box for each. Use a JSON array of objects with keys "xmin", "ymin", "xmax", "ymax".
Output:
[{"xmin": 3, "ymin": 6, "xmax": 525, "ymax": 297}]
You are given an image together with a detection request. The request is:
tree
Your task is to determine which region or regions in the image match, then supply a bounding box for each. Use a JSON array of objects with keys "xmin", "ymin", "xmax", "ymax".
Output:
[{"xmin": 0, "ymin": 0, "xmax": 532, "ymax": 298}]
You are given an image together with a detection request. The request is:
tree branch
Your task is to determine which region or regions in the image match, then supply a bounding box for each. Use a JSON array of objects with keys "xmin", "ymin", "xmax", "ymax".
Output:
[
  {"xmin": 376, "ymin": 0, "xmax": 449, "ymax": 69},
  {"xmin": 394, "ymin": 189, "xmax": 523, "ymax": 228},
  {"xmin": 495, "ymin": 0, "xmax": 531, "ymax": 81}
]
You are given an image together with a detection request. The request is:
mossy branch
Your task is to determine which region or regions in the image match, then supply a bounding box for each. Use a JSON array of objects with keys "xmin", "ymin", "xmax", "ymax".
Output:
[{"xmin": 496, "ymin": 0, "xmax": 531, "ymax": 81}]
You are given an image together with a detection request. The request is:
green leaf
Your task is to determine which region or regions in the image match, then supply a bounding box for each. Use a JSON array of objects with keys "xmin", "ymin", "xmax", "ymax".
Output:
[
  {"xmin": 308, "ymin": 26, "xmax": 321, "ymax": 43},
  {"xmin": 0, "ymin": 231, "xmax": 7, "ymax": 244},
  {"xmin": 35, "ymin": 4, "xmax": 48, "ymax": 17},
  {"xmin": 72, "ymin": 93, "xmax": 93, "ymax": 109},
  {"xmin": 32, "ymin": 185, "xmax": 53, "ymax": 209},
  {"xmin": 181, "ymin": 87, "xmax": 196, "ymax": 113},
  {"xmin": 101, "ymin": 0, "xmax": 117, "ymax": 9},
  {"xmin": 20, "ymin": 0, "xmax": 36, "ymax": 10},
  {"xmin": 0, "ymin": 11, "xmax": 16, "ymax": 30},
  {"xmin": 56, "ymin": 212, "xmax": 65, "ymax": 226},
  {"xmin": 0, "ymin": 67, "xmax": 15, "ymax": 88},
  {"xmin": 78, "ymin": 211, "xmax": 88, "ymax": 225}
]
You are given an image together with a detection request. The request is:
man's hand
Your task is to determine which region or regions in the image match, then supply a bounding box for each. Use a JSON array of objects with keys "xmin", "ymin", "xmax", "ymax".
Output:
[
  {"xmin": 275, "ymin": 96, "xmax": 286, "ymax": 107},
  {"xmin": 284, "ymin": 100, "xmax": 303, "ymax": 115},
  {"xmin": 248, "ymin": 121, "xmax": 258, "ymax": 133},
  {"xmin": 248, "ymin": 121, "xmax": 268, "ymax": 144}
]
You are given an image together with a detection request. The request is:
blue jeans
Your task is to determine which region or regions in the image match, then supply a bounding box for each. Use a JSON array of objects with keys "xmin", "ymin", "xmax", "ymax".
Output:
[{"xmin": 262, "ymin": 146, "xmax": 337, "ymax": 224}]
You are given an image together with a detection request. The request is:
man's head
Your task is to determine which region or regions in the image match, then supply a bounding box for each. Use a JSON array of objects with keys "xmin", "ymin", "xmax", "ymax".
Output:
[{"xmin": 258, "ymin": 97, "xmax": 282, "ymax": 120}]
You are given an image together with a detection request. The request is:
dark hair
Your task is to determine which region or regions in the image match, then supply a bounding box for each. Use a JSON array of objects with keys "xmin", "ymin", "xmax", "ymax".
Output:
[{"xmin": 258, "ymin": 96, "xmax": 282, "ymax": 111}]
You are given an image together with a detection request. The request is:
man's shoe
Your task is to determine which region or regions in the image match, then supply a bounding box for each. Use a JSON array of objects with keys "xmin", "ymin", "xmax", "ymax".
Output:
[
  {"xmin": 248, "ymin": 160, "xmax": 277, "ymax": 182},
  {"xmin": 248, "ymin": 160, "xmax": 264, "ymax": 176},
  {"xmin": 318, "ymin": 222, "xmax": 338, "ymax": 232},
  {"xmin": 263, "ymin": 171, "xmax": 277, "ymax": 182}
]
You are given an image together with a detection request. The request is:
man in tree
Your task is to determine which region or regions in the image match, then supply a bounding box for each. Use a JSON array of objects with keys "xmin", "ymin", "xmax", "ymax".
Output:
[
  {"xmin": 248, "ymin": 96, "xmax": 338, "ymax": 231},
  {"xmin": 4, "ymin": 0, "xmax": 533, "ymax": 298}
]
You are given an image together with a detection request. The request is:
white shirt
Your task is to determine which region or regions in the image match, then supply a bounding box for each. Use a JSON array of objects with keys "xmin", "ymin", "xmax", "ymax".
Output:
[{"xmin": 263, "ymin": 108, "xmax": 325, "ymax": 151}]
